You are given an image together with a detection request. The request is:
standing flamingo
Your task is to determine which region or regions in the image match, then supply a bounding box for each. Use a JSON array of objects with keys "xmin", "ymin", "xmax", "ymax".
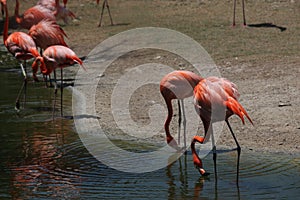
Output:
[
  {"xmin": 2, "ymin": 0, "xmax": 40, "ymax": 110},
  {"xmin": 37, "ymin": 0, "xmax": 75, "ymax": 23},
  {"xmin": 233, "ymin": 0, "xmax": 246, "ymax": 26},
  {"xmin": 29, "ymin": 19, "xmax": 68, "ymax": 86},
  {"xmin": 32, "ymin": 45, "xmax": 84, "ymax": 117},
  {"xmin": 15, "ymin": 0, "xmax": 56, "ymax": 29},
  {"xmin": 192, "ymin": 76, "xmax": 253, "ymax": 182},
  {"xmin": 96, "ymin": 0, "xmax": 113, "ymax": 27},
  {"xmin": 160, "ymin": 70, "xmax": 203, "ymax": 150}
]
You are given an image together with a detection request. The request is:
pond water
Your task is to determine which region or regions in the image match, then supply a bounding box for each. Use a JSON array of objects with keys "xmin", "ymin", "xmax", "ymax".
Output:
[{"xmin": 0, "ymin": 51, "xmax": 299, "ymax": 199}]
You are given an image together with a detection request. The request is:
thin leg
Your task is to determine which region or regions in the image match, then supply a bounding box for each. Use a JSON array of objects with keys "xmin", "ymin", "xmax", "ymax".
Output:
[
  {"xmin": 177, "ymin": 100, "xmax": 181, "ymax": 146},
  {"xmin": 181, "ymin": 99, "xmax": 187, "ymax": 152},
  {"xmin": 226, "ymin": 120, "xmax": 241, "ymax": 184},
  {"xmin": 98, "ymin": 0, "xmax": 106, "ymax": 27},
  {"xmin": 60, "ymin": 68, "xmax": 63, "ymax": 117},
  {"xmin": 106, "ymin": 0, "xmax": 114, "ymax": 26},
  {"xmin": 15, "ymin": 62, "xmax": 27, "ymax": 111},
  {"xmin": 52, "ymin": 70, "xmax": 58, "ymax": 119},
  {"xmin": 210, "ymin": 125, "xmax": 217, "ymax": 181},
  {"xmin": 233, "ymin": 0, "xmax": 237, "ymax": 26},
  {"xmin": 242, "ymin": 0, "xmax": 246, "ymax": 26}
]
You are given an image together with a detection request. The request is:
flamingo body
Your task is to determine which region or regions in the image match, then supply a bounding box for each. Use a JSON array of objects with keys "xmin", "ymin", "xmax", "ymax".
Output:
[
  {"xmin": 28, "ymin": 20, "xmax": 68, "ymax": 50},
  {"xmin": 32, "ymin": 45, "xmax": 83, "ymax": 76},
  {"xmin": 15, "ymin": 0, "xmax": 56, "ymax": 30},
  {"xmin": 192, "ymin": 76, "xmax": 253, "ymax": 180},
  {"xmin": 160, "ymin": 70, "xmax": 202, "ymax": 149}
]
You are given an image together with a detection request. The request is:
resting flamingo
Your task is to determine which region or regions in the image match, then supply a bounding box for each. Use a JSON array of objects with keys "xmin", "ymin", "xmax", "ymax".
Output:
[
  {"xmin": 192, "ymin": 76, "xmax": 253, "ymax": 182},
  {"xmin": 96, "ymin": 0, "xmax": 113, "ymax": 27},
  {"xmin": 233, "ymin": 0, "xmax": 246, "ymax": 26},
  {"xmin": 32, "ymin": 45, "xmax": 85, "ymax": 117},
  {"xmin": 14, "ymin": 0, "xmax": 56, "ymax": 29},
  {"xmin": 160, "ymin": 70, "xmax": 202, "ymax": 150},
  {"xmin": 2, "ymin": 0, "xmax": 40, "ymax": 110}
]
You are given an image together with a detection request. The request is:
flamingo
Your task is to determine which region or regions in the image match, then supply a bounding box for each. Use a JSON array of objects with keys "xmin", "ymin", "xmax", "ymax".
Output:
[
  {"xmin": 160, "ymin": 70, "xmax": 203, "ymax": 150},
  {"xmin": 15, "ymin": 0, "xmax": 56, "ymax": 29},
  {"xmin": 28, "ymin": 19, "xmax": 68, "ymax": 52},
  {"xmin": 192, "ymin": 76, "xmax": 253, "ymax": 182},
  {"xmin": 32, "ymin": 45, "xmax": 85, "ymax": 116},
  {"xmin": 233, "ymin": 0, "xmax": 246, "ymax": 26},
  {"xmin": 2, "ymin": 0, "xmax": 40, "ymax": 110},
  {"xmin": 96, "ymin": 0, "xmax": 113, "ymax": 27},
  {"xmin": 28, "ymin": 19, "xmax": 68, "ymax": 86}
]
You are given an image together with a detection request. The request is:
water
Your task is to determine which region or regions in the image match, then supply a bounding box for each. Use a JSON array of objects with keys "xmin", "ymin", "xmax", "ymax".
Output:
[{"xmin": 0, "ymin": 51, "xmax": 299, "ymax": 199}]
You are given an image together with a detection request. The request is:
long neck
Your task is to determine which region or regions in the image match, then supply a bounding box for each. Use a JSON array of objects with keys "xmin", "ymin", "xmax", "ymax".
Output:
[
  {"xmin": 191, "ymin": 136, "xmax": 205, "ymax": 168},
  {"xmin": 164, "ymin": 98, "xmax": 173, "ymax": 140},
  {"xmin": 3, "ymin": 2, "xmax": 8, "ymax": 43}
]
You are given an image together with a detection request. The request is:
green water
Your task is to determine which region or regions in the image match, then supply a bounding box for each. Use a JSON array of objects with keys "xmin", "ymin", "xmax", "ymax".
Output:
[{"xmin": 0, "ymin": 50, "xmax": 299, "ymax": 199}]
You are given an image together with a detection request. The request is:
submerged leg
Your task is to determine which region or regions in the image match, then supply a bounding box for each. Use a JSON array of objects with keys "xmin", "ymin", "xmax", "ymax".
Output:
[
  {"xmin": 177, "ymin": 100, "xmax": 181, "ymax": 145},
  {"xmin": 60, "ymin": 68, "xmax": 63, "ymax": 117},
  {"xmin": 52, "ymin": 70, "xmax": 58, "ymax": 119},
  {"xmin": 181, "ymin": 99, "xmax": 187, "ymax": 152},
  {"xmin": 226, "ymin": 120, "xmax": 241, "ymax": 184},
  {"xmin": 210, "ymin": 124, "xmax": 217, "ymax": 181},
  {"xmin": 15, "ymin": 62, "xmax": 27, "ymax": 111}
]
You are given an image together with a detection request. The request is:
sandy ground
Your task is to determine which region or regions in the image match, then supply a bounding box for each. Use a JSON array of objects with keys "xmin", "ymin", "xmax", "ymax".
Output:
[{"xmin": 2, "ymin": 0, "xmax": 300, "ymax": 154}]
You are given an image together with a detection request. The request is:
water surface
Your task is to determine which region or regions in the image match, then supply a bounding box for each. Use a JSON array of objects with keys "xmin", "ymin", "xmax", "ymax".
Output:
[{"xmin": 0, "ymin": 51, "xmax": 299, "ymax": 199}]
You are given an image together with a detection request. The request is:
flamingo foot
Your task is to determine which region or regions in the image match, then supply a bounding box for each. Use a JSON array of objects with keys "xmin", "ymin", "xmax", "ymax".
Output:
[{"xmin": 199, "ymin": 168, "xmax": 210, "ymax": 176}]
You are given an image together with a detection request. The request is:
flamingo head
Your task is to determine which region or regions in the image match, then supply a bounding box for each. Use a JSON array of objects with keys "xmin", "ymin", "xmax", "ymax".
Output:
[{"xmin": 32, "ymin": 56, "xmax": 50, "ymax": 81}]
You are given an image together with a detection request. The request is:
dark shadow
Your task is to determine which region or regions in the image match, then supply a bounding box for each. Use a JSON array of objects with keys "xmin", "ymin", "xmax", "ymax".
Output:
[
  {"xmin": 111, "ymin": 23, "xmax": 131, "ymax": 27},
  {"xmin": 247, "ymin": 23, "xmax": 287, "ymax": 32},
  {"xmin": 79, "ymin": 56, "xmax": 86, "ymax": 61},
  {"xmin": 0, "ymin": 16, "xmax": 20, "ymax": 35},
  {"xmin": 99, "ymin": 22, "xmax": 131, "ymax": 27}
]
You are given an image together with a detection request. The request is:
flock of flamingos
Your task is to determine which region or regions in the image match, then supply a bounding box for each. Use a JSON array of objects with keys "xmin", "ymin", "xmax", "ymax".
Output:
[{"xmin": 2, "ymin": 0, "xmax": 252, "ymax": 183}]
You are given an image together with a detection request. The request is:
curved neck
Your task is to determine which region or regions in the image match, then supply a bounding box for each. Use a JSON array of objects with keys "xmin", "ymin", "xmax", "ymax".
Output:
[
  {"xmin": 164, "ymin": 99, "xmax": 173, "ymax": 140},
  {"xmin": 191, "ymin": 136, "xmax": 205, "ymax": 168}
]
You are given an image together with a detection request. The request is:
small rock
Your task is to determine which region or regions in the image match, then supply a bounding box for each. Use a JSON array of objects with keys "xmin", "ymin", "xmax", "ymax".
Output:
[{"xmin": 97, "ymin": 73, "xmax": 105, "ymax": 78}]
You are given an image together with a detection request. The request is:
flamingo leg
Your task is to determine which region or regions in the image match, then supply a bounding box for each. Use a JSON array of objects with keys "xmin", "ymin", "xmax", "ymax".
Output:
[
  {"xmin": 233, "ymin": 0, "xmax": 237, "ymax": 26},
  {"xmin": 60, "ymin": 68, "xmax": 63, "ymax": 117},
  {"xmin": 106, "ymin": 0, "xmax": 114, "ymax": 26},
  {"xmin": 242, "ymin": 0, "xmax": 246, "ymax": 26},
  {"xmin": 52, "ymin": 69, "xmax": 58, "ymax": 119},
  {"xmin": 181, "ymin": 99, "xmax": 187, "ymax": 152},
  {"xmin": 210, "ymin": 125, "xmax": 217, "ymax": 181},
  {"xmin": 177, "ymin": 100, "xmax": 181, "ymax": 146},
  {"xmin": 15, "ymin": 62, "xmax": 27, "ymax": 111},
  {"xmin": 226, "ymin": 120, "xmax": 241, "ymax": 184},
  {"xmin": 98, "ymin": 0, "xmax": 106, "ymax": 27}
]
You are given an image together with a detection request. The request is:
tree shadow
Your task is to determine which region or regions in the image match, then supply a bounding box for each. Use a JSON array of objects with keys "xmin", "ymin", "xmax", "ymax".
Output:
[{"xmin": 247, "ymin": 23, "xmax": 287, "ymax": 32}]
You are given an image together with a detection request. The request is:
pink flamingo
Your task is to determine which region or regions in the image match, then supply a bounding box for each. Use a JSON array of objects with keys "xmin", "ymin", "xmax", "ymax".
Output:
[
  {"xmin": 2, "ymin": 0, "xmax": 40, "ymax": 110},
  {"xmin": 192, "ymin": 76, "xmax": 253, "ymax": 182},
  {"xmin": 14, "ymin": 0, "xmax": 56, "ymax": 29},
  {"xmin": 32, "ymin": 45, "xmax": 84, "ymax": 116},
  {"xmin": 160, "ymin": 70, "xmax": 203, "ymax": 150}
]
